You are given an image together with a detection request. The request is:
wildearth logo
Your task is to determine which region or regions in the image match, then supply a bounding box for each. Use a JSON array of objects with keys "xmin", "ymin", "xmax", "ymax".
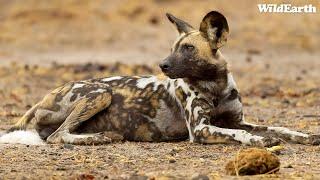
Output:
[{"xmin": 258, "ymin": 4, "xmax": 316, "ymax": 13}]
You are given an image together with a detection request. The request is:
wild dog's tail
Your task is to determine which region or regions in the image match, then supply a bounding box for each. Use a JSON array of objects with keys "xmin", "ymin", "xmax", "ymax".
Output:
[
  {"xmin": 0, "ymin": 102, "xmax": 44, "ymax": 145},
  {"xmin": 0, "ymin": 130, "xmax": 44, "ymax": 145},
  {"xmin": 7, "ymin": 102, "xmax": 40, "ymax": 132}
]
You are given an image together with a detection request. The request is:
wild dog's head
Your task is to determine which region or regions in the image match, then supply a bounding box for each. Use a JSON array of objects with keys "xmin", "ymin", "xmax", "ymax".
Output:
[{"xmin": 160, "ymin": 11, "xmax": 229, "ymax": 80}]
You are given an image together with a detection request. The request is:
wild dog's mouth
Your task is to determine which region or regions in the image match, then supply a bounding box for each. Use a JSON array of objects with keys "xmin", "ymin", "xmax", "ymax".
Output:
[
  {"xmin": 159, "ymin": 57, "xmax": 185, "ymax": 79},
  {"xmin": 160, "ymin": 68, "xmax": 177, "ymax": 79},
  {"xmin": 162, "ymin": 71, "xmax": 180, "ymax": 79},
  {"xmin": 159, "ymin": 66, "xmax": 182, "ymax": 79}
]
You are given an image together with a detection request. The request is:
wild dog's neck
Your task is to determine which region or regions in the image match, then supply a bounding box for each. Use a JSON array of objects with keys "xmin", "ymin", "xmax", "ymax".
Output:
[
  {"xmin": 187, "ymin": 50, "xmax": 229, "ymax": 98},
  {"xmin": 184, "ymin": 68, "xmax": 228, "ymax": 98}
]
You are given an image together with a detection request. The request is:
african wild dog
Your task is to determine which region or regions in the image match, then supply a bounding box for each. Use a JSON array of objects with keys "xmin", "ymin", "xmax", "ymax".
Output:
[{"xmin": 5, "ymin": 11, "xmax": 319, "ymax": 146}]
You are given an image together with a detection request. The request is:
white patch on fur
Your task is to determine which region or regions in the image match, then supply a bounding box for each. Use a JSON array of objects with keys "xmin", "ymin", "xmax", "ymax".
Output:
[
  {"xmin": 136, "ymin": 76, "xmax": 157, "ymax": 90},
  {"xmin": 0, "ymin": 131, "xmax": 45, "ymax": 145},
  {"xmin": 91, "ymin": 88, "xmax": 107, "ymax": 93},
  {"xmin": 240, "ymin": 121, "xmax": 309, "ymax": 138},
  {"xmin": 193, "ymin": 106, "xmax": 202, "ymax": 120},
  {"xmin": 267, "ymin": 127, "xmax": 309, "ymax": 138},
  {"xmin": 172, "ymin": 32, "xmax": 187, "ymax": 51},
  {"xmin": 223, "ymin": 73, "xmax": 237, "ymax": 94},
  {"xmin": 167, "ymin": 79, "xmax": 196, "ymax": 141},
  {"xmin": 101, "ymin": 76, "xmax": 123, "ymax": 82},
  {"xmin": 166, "ymin": 80, "xmax": 177, "ymax": 99},
  {"xmin": 136, "ymin": 77, "xmax": 197, "ymax": 141},
  {"xmin": 73, "ymin": 83, "xmax": 85, "ymax": 88},
  {"xmin": 136, "ymin": 76, "xmax": 170, "ymax": 91},
  {"xmin": 185, "ymin": 91, "xmax": 196, "ymax": 142},
  {"xmin": 193, "ymin": 124, "xmax": 263, "ymax": 145},
  {"xmin": 138, "ymin": 77, "xmax": 195, "ymax": 141},
  {"xmin": 125, "ymin": 79, "xmax": 132, "ymax": 83},
  {"xmin": 62, "ymin": 133, "xmax": 95, "ymax": 144},
  {"xmin": 172, "ymin": 31, "xmax": 199, "ymax": 51},
  {"xmin": 215, "ymin": 73, "xmax": 242, "ymax": 115},
  {"xmin": 176, "ymin": 79, "xmax": 190, "ymax": 93}
]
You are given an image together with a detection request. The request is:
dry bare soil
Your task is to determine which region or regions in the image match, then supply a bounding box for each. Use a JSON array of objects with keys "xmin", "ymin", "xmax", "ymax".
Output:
[
  {"xmin": 0, "ymin": 56, "xmax": 320, "ymax": 179},
  {"xmin": 0, "ymin": 0, "xmax": 319, "ymax": 179}
]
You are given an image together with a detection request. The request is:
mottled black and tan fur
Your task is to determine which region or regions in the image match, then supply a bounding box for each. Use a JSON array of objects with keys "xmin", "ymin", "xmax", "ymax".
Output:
[{"xmin": 8, "ymin": 11, "xmax": 319, "ymax": 146}]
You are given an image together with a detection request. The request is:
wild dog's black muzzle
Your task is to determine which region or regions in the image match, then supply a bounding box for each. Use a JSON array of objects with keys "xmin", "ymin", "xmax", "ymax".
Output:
[{"xmin": 159, "ymin": 57, "xmax": 172, "ymax": 72}]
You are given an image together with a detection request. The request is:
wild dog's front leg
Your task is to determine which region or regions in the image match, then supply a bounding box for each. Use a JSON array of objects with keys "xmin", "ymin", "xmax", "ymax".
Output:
[
  {"xmin": 187, "ymin": 98, "xmax": 279, "ymax": 147},
  {"xmin": 192, "ymin": 124, "xmax": 280, "ymax": 147},
  {"xmin": 238, "ymin": 121, "xmax": 320, "ymax": 145}
]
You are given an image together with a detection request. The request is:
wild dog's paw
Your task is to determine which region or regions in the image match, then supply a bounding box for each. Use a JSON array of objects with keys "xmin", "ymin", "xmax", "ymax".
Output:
[
  {"xmin": 252, "ymin": 137, "xmax": 281, "ymax": 147},
  {"xmin": 261, "ymin": 137, "xmax": 281, "ymax": 147},
  {"xmin": 71, "ymin": 133, "xmax": 112, "ymax": 145},
  {"xmin": 308, "ymin": 135, "xmax": 320, "ymax": 145},
  {"xmin": 87, "ymin": 133, "xmax": 112, "ymax": 145},
  {"xmin": 102, "ymin": 131, "xmax": 124, "ymax": 142}
]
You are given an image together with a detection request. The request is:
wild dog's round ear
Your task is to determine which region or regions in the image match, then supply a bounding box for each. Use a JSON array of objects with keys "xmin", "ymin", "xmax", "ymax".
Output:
[
  {"xmin": 199, "ymin": 11, "xmax": 229, "ymax": 49},
  {"xmin": 166, "ymin": 13, "xmax": 194, "ymax": 34}
]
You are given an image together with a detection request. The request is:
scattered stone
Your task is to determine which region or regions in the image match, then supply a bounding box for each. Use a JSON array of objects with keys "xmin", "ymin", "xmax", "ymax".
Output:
[
  {"xmin": 77, "ymin": 173, "xmax": 95, "ymax": 180},
  {"xmin": 266, "ymin": 145, "xmax": 285, "ymax": 155},
  {"xmin": 246, "ymin": 56, "xmax": 252, "ymax": 63},
  {"xmin": 169, "ymin": 147, "xmax": 182, "ymax": 156},
  {"xmin": 265, "ymin": 63, "xmax": 270, "ymax": 69},
  {"xmin": 169, "ymin": 158, "xmax": 176, "ymax": 163},
  {"xmin": 258, "ymin": 117, "xmax": 265, "ymax": 123},
  {"xmin": 63, "ymin": 144, "xmax": 74, "ymax": 150},
  {"xmin": 149, "ymin": 16, "xmax": 159, "ymax": 25},
  {"xmin": 24, "ymin": 64, "xmax": 30, "ymax": 71},
  {"xmin": 296, "ymin": 76, "xmax": 302, "ymax": 81},
  {"xmin": 247, "ymin": 49, "xmax": 261, "ymax": 55},
  {"xmin": 282, "ymin": 99, "xmax": 291, "ymax": 105},
  {"xmin": 284, "ymin": 164, "xmax": 293, "ymax": 168},
  {"xmin": 225, "ymin": 148, "xmax": 280, "ymax": 176},
  {"xmin": 56, "ymin": 166, "xmax": 66, "ymax": 171},
  {"xmin": 191, "ymin": 173, "xmax": 209, "ymax": 180},
  {"xmin": 128, "ymin": 174, "xmax": 148, "ymax": 180}
]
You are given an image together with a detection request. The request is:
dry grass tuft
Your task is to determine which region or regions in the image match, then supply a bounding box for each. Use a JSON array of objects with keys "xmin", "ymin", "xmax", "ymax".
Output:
[{"xmin": 225, "ymin": 148, "xmax": 280, "ymax": 176}]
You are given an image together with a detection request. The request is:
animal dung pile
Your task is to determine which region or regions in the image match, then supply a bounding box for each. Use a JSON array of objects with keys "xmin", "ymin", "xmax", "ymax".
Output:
[{"xmin": 225, "ymin": 148, "xmax": 280, "ymax": 176}]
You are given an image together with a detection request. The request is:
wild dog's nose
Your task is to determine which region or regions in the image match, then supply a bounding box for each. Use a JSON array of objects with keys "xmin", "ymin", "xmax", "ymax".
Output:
[{"xmin": 159, "ymin": 62, "xmax": 170, "ymax": 72}]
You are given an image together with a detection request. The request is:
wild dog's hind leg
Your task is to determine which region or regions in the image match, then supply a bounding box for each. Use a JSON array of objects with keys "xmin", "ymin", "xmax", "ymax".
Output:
[
  {"xmin": 46, "ymin": 83, "xmax": 116, "ymax": 145},
  {"xmin": 7, "ymin": 102, "xmax": 41, "ymax": 132}
]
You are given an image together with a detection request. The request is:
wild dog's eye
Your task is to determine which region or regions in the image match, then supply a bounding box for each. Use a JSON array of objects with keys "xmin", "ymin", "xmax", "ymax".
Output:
[{"xmin": 182, "ymin": 44, "xmax": 195, "ymax": 51}]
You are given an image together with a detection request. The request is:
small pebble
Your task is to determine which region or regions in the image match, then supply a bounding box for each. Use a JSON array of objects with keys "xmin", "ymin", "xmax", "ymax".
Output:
[
  {"xmin": 284, "ymin": 164, "xmax": 293, "ymax": 168},
  {"xmin": 246, "ymin": 56, "xmax": 252, "ymax": 63},
  {"xmin": 56, "ymin": 166, "xmax": 66, "ymax": 171},
  {"xmin": 169, "ymin": 158, "xmax": 176, "ymax": 163},
  {"xmin": 128, "ymin": 174, "xmax": 148, "ymax": 180},
  {"xmin": 63, "ymin": 144, "xmax": 74, "ymax": 150},
  {"xmin": 191, "ymin": 173, "xmax": 209, "ymax": 180}
]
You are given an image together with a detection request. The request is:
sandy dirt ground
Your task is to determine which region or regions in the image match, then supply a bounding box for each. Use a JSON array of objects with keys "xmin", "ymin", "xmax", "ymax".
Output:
[{"xmin": 0, "ymin": 0, "xmax": 320, "ymax": 179}]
